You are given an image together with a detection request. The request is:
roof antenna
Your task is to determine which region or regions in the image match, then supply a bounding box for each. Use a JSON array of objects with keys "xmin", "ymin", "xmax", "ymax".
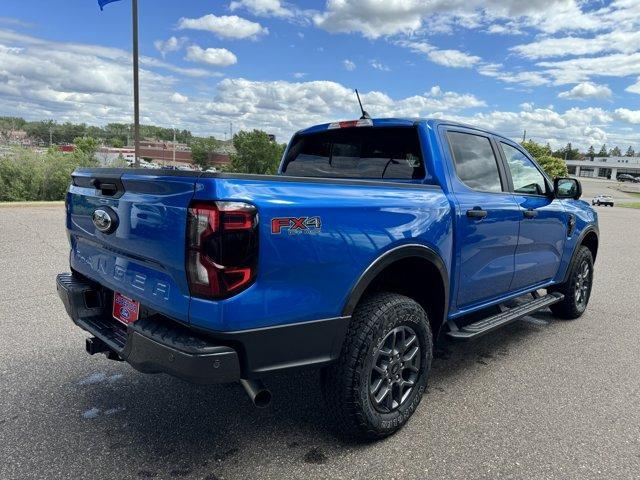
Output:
[{"xmin": 355, "ymin": 89, "xmax": 371, "ymax": 120}]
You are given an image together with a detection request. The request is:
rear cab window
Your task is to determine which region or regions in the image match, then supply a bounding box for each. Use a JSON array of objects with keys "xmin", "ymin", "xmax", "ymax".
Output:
[
  {"xmin": 446, "ymin": 131, "xmax": 504, "ymax": 193},
  {"xmin": 281, "ymin": 127, "xmax": 425, "ymax": 180}
]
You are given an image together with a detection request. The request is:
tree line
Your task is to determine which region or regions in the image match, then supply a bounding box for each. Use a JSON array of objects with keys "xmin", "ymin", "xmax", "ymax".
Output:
[
  {"xmin": 0, "ymin": 116, "xmax": 193, "ymax": 147},
  {"xmin": 0, "ymin": 129, "xmax": 286, "ymax": 202},
  {"xmin": 536, "ymin": 140, "xmax": 636, "ymax": 160}
]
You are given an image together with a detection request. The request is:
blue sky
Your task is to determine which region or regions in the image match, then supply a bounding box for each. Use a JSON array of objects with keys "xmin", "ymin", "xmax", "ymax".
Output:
[{"xmin": 0, "ymin": 0, "xmax": 639, "ymax": 149}]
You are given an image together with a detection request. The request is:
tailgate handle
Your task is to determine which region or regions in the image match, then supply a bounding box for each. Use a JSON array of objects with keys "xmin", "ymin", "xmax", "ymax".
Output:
[{"xmin": 90, "ymin": 178, "xmax": 118, "ymax": 196}]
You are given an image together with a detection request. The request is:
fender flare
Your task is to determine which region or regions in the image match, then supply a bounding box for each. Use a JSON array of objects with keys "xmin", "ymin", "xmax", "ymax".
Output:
[
  {"xmin": 561, "ymin": 226, "xmax": 599, "ymax": 284},
  {"xmin": 341, "ymin": 244, "xmax": 449, "ymax": 322}
]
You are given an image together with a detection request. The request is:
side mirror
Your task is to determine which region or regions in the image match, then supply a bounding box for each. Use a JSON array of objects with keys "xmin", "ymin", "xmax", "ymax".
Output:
[{"xmin": 554, "ymin": 177, "xmax": 582, "ymax": 199}]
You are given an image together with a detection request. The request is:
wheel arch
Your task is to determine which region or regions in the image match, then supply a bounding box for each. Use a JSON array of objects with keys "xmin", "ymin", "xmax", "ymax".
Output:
[
  {"xmin": 341, "ymin": 244, "xmax": 450, "ymax": 339},
  {"xmin": 581, "ymin": 229, "xmax": 599, "ymax": 262},
  {"xmin": 561, "ymin": 226, "xmax": 599, "ymax": 284}
]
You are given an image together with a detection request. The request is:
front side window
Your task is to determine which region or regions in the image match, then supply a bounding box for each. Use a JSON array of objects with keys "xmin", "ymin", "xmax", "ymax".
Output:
[
  {"xmin": 282, "ymin": 127, "xmax": 425, "ymax": 180},
  {"xmin": 501, "ymin": 143, "xmax": 547, "ymax": 195},
  {"xmin": 447, "ymin": 131, "xmax": 503, "ymax": 192}
]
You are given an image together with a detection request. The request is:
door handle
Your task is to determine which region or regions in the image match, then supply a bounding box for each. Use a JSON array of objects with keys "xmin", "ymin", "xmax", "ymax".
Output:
[
  {"xmin": 523, "ymin": 209, "xmax": 538, "ymax": 218},
  {"xmin": 466, "ymin": 207, "xmax": 487, "ymax": 219}
]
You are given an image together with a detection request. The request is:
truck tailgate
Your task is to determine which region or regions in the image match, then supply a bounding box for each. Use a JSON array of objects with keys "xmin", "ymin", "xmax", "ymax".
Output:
[{"xmin": 67, "ymin": 169, "xmax": 198, "ymax": 323}]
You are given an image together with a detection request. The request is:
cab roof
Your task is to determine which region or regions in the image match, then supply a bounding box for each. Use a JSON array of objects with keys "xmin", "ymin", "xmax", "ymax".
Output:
[{"xmin": 295, "ymin": 117, "xmax": 509, "ymax": 142}]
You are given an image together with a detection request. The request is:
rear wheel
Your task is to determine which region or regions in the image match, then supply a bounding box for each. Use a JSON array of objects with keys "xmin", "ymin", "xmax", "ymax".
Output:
[
  {"xmin": 549, "ymin": 246, "xmax": 594, "ymax": 319},
  {"xmin": 321, "ymin": 292, "xmax": 432, "ymax": 440}
]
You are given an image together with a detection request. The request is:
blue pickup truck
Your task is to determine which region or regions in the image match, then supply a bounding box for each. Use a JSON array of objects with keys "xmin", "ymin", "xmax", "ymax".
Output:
[{"xmin": 57, "ymin": 118, "xmax": 598, "ymax": 439}]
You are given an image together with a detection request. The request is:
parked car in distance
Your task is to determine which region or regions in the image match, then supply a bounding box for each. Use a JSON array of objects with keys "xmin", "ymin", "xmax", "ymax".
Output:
[
  {"xmin": 57, "ymin": 118, "xmax": 599, "ymax": 440},
  {"xmin": 592, "ymin": 195, "xmax": 614, "ymax": 207},
  {"xmin": 617, "ymin": 174, "xmax": 640, "ymax": 183}
]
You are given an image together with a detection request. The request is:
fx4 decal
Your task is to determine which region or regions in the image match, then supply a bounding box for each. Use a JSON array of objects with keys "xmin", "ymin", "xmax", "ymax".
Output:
[{"xmin": 271, "ymin": 216, "xmax": 322, "ymax": 235}]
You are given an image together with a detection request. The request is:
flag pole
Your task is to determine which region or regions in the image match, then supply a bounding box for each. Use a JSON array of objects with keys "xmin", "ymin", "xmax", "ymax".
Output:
[{"xmin": 132, "ymin": 0, "xmax": 140, "ymax": 167}]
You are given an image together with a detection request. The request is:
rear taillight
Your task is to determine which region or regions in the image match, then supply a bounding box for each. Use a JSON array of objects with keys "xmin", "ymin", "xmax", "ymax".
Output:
[{"xmin": 186, "ymin": 201, "xmax": 258, "ymax": 299}]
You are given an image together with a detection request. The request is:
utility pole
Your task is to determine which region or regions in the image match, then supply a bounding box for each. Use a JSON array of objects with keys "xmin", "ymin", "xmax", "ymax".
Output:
[
  {"xmin": 49, "ymin": 126, "xmax": 53, "ymax": 147},
  {"xmin": 230, "ymin": 122, "xmax": 233, "ymax": 139},
  {"xmin": 173, "ymin": 128, "xmax": 176, "ymax": 164},
  {"xmin": 132, "ymin": 0, "xmax": 140, "ymax": 167}
]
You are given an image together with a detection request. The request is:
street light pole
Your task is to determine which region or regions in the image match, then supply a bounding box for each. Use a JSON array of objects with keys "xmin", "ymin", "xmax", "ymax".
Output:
[{"xmin": 132, "ymin": 0, "xmax": 140, "ymax": 167}]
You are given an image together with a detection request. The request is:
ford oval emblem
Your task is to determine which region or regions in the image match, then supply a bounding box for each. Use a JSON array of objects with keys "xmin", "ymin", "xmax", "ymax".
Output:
[{"xmin": 92, "ymin": 207, "xmax": 118, "ymax": 234}]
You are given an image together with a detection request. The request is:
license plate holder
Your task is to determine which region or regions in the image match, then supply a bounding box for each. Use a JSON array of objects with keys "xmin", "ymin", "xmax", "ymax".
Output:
[{"xmin": 112, "ymin": 291, "xmax": 140, "ymax": 325}]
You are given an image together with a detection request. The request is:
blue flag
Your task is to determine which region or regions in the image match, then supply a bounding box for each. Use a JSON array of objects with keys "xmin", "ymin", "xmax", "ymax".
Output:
[{"xmin": 98, "ymin": 0, "xmax": 123, "ymax": 10}]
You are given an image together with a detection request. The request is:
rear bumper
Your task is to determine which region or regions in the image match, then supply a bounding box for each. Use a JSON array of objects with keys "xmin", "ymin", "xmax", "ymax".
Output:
[
  {"xmin": 57, "ymin": 273, "xmax": 240, "ymax": 384},
  {"xmin": 56, "ymin": 272, "xmax": 349, "ymax": 383}
]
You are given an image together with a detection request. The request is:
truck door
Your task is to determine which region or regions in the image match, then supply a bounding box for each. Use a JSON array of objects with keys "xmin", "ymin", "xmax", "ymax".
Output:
[
  {"xmin": 496, "ymin": 141, "xmax": 567, "ymax": 290},
  {"xmin": 443, "ymin": 128, "xmax": 521, "ymax": 309}
]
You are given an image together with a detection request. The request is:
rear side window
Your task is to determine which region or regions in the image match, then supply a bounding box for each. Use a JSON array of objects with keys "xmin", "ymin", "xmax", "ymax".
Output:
[
  {"xmin": 282, "ymin": 127, "xmax": 425, "ymax": 180},
  {"xmin": 447, "ymin": 131, "xmax": 503, "ymax": 193}
]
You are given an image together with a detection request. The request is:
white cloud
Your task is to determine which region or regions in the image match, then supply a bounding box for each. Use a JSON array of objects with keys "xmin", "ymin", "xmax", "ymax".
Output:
[
  {"xmin": 486, "ymin": 23, "xmax": 524, "ymax": 35},
  {"xmin": 511, "ymin": 30, "xmax": 640, "ymax": 60},
  {"xmin": 311, "ymin": 0, "xmax": 629, "ymax": 39},
  {"xmin": 626, "ymin": 77, "xmax": 640, "ymax": 95},
  {"xmin": 185, "ymin": 45, "xmax": 237, "ymax": 67},
  {"xmin": 171, "ymin": 92, "xmax": 189, "ymax": 104},
  {"xmin": 154, "ymin": 36, "xmax": 187, "ymax": 57},
  {"xmin": 558, "ymin": 82, "xmax": 612, "ymax": 100},
  {"xmin": 370, "ymin": 60, "xmax": 390, "ymax": 71},
  {"xmin": 342, "ymin": 59, "xmax": 356, "ymax": 71},
  {"xmin": 538, "ymin": 53, "xmax": 640, "ymax": 85},
  {"xmin": 177, "ymin": 14, "xmax": 268, "ymax": 40},
  {"xmin": 398, "ymin": 40, "xmax": 481, "ymax": 68},
  {"xmin": 477, "ymin": 63, "xmax": 549, "ymax": 87},
  {"xmin": 0, "ymin": 16, "xmax": 34, "ymax": 28},
  {"xmin": 229, "ymin": 0, "xmax": 294, "ymax": 18},
  {"xmin": 292, "ymin": 72, "xmax": 307, "ymax": 78},
  {"xmin": 615, "ymin": 108, "xmax": 640, "ymax": 124},
  {"xmin": 141, "ymin": 56, "xmax": 219, "ymax": 78}
]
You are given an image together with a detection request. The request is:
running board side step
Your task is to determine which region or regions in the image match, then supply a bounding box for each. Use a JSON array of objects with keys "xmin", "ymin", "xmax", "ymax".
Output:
[{"xmin": 446, "ymin": 292, "xmax": 564, "ymax": 341}]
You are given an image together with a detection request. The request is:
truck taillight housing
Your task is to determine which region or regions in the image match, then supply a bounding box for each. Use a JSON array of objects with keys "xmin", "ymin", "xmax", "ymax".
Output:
[{"xmin": 186, "ymin": 201, "xmax": 258, "ymax": 299}]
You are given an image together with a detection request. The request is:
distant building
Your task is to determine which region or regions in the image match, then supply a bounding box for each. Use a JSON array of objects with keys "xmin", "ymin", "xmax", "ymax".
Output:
[
  {"xmin": 94, "ymin": 138, "xmax": 234, "ymax": 168},
  {"xmin": 566, "ymin": 156, "xmax": 640, "ymax": 179}
]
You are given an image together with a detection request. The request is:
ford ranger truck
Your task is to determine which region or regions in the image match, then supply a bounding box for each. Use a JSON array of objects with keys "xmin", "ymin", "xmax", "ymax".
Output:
[{"xmin": 57, "ymin": 118, "xmax": 598, "ymax": 439}]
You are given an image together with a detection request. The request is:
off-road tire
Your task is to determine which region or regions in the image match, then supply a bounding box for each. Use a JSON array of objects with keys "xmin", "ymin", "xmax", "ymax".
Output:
[
  {"xmin": 549, "ymin": 246, "xmax": 594, "ymax": 320},
  {"xmin": 321, "ymin": 292, "xmax": 432, "ymax": 440}
]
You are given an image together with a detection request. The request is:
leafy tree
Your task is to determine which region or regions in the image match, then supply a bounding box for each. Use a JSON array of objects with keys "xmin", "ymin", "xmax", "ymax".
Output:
[
  {"xmin": 230, "ymin": 130, "xmax": 286, "ymax": 175},
  {"xmin": 587, "ymin": 145, "xmax": 595, "ymax": 159},
  {"xmin": 610, "ymin": 146, "xmax": 622, "ymax": 157},
  {"xmin": 73, "ymin": 137, "xmax": 99, "ymax": 157},
  {"xmin": 521, "ymin": 140, "xmax": 551, "ymax": 158},
  {"xmin": 625, "ymin": 146, "xmax": 635, "ymax": 157},
  {"xmin": 597, "ymin": 144, "xmax": 608, "ymax": 157},
  {"xmin": 189, "ymin": 136, "xmax": 219, "ymax": 169},
  {"xmin": 537, "ymin": 155, "xmax": 569, "ymax": 179},
  {"xmin": 519, "ymin": 140, "xmax": 568, "ymax": 178},
  {"xmin": 0, "ymin": 147, "xmax": 96, "ymax": 201},
  {"xmin": 110, "ymin": 138, "xmax": 125, "ymax": 148},
  {"xmin": 552, "ymin": 142, "xmax": 579, "ymax": 159}
]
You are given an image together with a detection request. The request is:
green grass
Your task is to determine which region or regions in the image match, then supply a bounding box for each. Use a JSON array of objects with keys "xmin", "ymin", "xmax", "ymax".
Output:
[
  {"xmin": 618, "ymin": 202, "xmax": 640, "ymax": 209},
  {"xmin": 0, "ymin": 200, "xmax": 64, "ymax": 208}
]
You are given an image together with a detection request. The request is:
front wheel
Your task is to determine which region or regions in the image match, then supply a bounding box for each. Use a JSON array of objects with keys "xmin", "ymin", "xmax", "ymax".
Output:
[
  {"xmin": 321, "ymin": 292, "xmax": 432, "ymax": 440},
  {"xmin": 549, "ymin": 246, "xmax": 594, "ymax": 319}
]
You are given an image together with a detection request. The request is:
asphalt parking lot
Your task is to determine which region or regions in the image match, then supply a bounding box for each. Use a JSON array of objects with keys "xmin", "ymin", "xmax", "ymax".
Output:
[{"xmin": 1, "ymin": 199, "xmax": 639, "ymax": 480}]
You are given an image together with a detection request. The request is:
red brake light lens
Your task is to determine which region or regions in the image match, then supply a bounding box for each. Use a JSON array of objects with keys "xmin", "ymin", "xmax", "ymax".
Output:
[{"xmin": 186, "ymin": 201, "xmax": 258, "ymax": 299}]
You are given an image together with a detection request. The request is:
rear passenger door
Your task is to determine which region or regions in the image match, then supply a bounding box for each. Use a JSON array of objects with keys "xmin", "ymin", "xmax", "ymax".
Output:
[
  {"xmin": 443, "ymin": 128, "xmax": 521, "ymax": 309},
  {"xmin": 497, "ymin": 141, "xmax": 567, "ymax": 290}
]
